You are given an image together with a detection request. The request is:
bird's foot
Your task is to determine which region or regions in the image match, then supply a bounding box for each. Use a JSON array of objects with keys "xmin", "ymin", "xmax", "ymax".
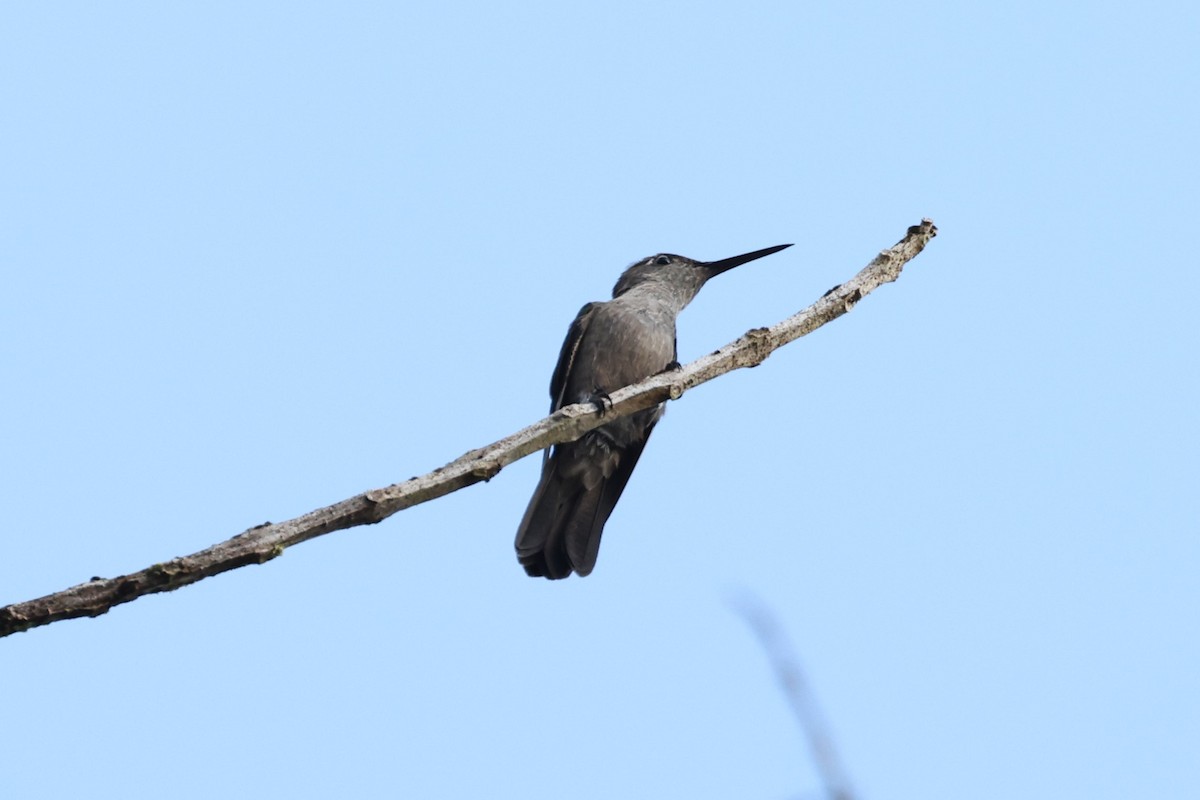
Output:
[
  {"xmin": 587, "ymin": 389, "xmax": 613, "ymax": 416},
  {"xmin": 658, "ymin": 360, "xmax": 682, "ymax": 374}
]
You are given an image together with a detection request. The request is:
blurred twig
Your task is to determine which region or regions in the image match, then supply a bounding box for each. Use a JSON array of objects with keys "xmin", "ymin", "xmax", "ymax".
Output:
[{"xmin": 732, "ymin": 593, "xmax": 857, "ymax": 800}]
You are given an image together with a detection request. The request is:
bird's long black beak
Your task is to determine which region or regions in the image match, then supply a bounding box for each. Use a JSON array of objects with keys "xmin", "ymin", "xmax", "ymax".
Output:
[{"xmin": 703, "ymin": 243, "xmax": 793, "ymax": 277}]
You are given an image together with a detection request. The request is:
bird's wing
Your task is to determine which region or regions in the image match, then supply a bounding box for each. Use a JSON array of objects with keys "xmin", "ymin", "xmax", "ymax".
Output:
[{"xmin": 549, "ymin": 301, "xmax": 599, "ymax": 413}]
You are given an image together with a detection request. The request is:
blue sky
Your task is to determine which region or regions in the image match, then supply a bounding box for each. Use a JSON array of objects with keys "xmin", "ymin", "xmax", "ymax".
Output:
[{"xmin": 3, "ymin": 2, "xmax": 1197, "ymax": 798}]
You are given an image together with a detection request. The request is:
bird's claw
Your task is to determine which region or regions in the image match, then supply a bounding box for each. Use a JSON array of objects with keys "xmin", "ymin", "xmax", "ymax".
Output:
[{"xmin": 588, "ymin": 389, "xmax": 613, "ymax": 416}]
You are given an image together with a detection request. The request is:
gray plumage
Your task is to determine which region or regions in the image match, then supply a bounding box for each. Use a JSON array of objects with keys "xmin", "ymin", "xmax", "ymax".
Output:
[{"xmin": 515, "ymin": 243, "xmax": 792, "ymax": 579}]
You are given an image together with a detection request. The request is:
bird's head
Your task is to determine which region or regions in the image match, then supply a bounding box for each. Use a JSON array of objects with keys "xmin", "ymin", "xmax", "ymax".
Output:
[{"xmin": 611, "ymin": 244, "xmax": 793, "ymax": 307}]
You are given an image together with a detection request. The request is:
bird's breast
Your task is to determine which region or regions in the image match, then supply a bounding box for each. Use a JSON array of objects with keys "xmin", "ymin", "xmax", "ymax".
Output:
[{"xmin": 572, "ymin": 302, "xmax": 676, "ymax": 397}]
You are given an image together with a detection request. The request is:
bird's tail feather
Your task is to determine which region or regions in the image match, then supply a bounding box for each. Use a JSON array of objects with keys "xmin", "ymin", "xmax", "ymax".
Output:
[{"xmin": 516, "ymin": 460, "xmax": 611, "ymax": 580}]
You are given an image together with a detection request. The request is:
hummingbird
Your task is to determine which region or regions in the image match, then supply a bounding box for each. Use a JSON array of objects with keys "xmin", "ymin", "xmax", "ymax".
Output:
[{"xmin": 515, "ymin": 243, "xmax": 792, "ymax": 579}]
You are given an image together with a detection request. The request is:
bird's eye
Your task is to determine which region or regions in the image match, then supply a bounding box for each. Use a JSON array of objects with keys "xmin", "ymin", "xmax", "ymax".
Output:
[{"xmin": 654, "ymin": 256, "xmax": 671, "ymax": 265}]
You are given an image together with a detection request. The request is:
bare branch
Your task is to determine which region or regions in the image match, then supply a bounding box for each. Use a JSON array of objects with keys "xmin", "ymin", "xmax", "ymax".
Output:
[{"xmin": 0, "ymin": 220, "xmax": 937, "ymax": 638}]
